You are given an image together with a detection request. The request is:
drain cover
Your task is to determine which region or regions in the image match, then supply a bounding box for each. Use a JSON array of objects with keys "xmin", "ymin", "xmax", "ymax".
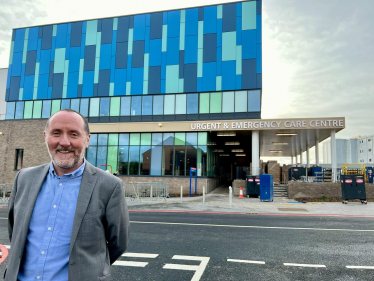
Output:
[{"xmin": 278, "ymin": 208, "xmax": 308, "ymax": 212}]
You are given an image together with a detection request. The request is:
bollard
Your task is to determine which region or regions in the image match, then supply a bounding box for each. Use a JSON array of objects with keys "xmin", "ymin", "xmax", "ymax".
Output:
[
  {"xmin": 180, "ymin": 186, "xmax": 183, "ymax": 202},
  {"xmin": 203, "ymin": 186, "xmax": 205, "ymax": 204},
  {"xmin": 150, "ymin": 186, "xmax": 153, "ymax": 201},
  {"xmin": 229, "ymin": 186, "xmax": 232, "ymax": 206}
]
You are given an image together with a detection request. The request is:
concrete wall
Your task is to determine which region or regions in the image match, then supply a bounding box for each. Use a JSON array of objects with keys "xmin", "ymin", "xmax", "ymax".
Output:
[
  {"xmin": 233, "ymin": 179, "xmax": 247, "ymax": 196},
  {"xmin": 288, "ymin": 181, "xmax": 374, "ymax": 199}
]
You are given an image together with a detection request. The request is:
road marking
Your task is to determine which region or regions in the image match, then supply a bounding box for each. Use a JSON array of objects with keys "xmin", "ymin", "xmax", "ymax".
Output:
[
  {"xmin": 0, "ymin": 218, "xmax": 7, "ymax": 220},
  {"xmin": 122, "ymin": 252, "xmax": 159, "ymax": 258},
  {"xmin": 227, "ymin": 259, "xmax": 265, "ymax": 265},
  {"xmin": 130, "ymin": 221, "xmax": 374, "ymax": 232},
  {"xmin": 284, "ymin": 263, "xmax": 326, "ymax": 268},
  {"xmin": 163, "ymin": 255, "xmax": 210, "ymax": 281},
  {"xmin": 346, "ymin": 266, "xmax": 374, "ymax": 269},
  {"xmin": 3, "ymin": 245, "xmax": 10, "ymax": 249},
  {"xmin": 114, "ymin": 261, "xmax": 148, "ymax": 267}
]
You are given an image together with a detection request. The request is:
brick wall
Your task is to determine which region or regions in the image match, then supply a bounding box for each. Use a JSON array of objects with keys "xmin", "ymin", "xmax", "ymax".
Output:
[
  {"xmin": 288, "ymin": 181, "xmax": 374, "ymax": 199},
  {"xmin": 233, "ymin": 179, "xmax": 247, "ymax": 196}
]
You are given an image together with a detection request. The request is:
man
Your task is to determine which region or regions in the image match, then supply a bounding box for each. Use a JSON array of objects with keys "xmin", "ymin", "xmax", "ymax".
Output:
[{"xmin": 6, "ymin": 109, "xmax": 129, "ymax": 281}]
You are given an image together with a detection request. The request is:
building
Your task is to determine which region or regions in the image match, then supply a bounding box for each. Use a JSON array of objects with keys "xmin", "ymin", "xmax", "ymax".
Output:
[
  {"xmin": 0, "ymin": 0, "xmax": 346, "ymax": 191},
  {"xmin": 0, "ymin": 69, "xmax": 7, "ymax": 120},
  {"xmin": 357, "ymin": 135, "xmax": 374, "ymax": 164}
]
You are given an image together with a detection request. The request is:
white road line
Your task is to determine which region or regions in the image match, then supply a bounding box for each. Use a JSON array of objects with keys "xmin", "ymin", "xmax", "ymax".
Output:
[
  {"xmin": 284, "ymin": 263, "xmax": 326, "ymax": 268},
  {"xmin": 122, "ymin": 252, "xmax": 158, "ymax": 258},
  {"xmin": 227, "ymin": 259, "xmax": 265, "ymax": 265},
  {"xmin": 346, "ymin": 266, "xmax": 374, "ymax": 269},
  {"xmin": 163, "ymin": 255, "xmax": 210, "ymax": 281},
  {"xmin": 131, "ymin": 221, "xmax": 374, "ymax": 232},
  {"xmin": 113, "ymin": 261, "xmax": 148, "ymax": 267},
  {"xmin": 3, "ymin": 245, "xmax": 10, "ymax": 249}
]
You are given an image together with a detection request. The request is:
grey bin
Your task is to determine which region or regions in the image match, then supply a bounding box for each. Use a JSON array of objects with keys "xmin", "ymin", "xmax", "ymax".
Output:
[{"xmin": 340, "ymin": 174, "xmax": 367, "ymax": 204}]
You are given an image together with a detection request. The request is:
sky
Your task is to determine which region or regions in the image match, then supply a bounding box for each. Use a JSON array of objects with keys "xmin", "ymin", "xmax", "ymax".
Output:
[{"xmin": 0, "ymin": 0, "xmax": 373, "ymax": 164}]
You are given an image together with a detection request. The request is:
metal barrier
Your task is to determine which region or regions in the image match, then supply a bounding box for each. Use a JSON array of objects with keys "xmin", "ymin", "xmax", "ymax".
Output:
[
  {"xmin": 123, "ymin": 181, "xmax": 170, "ymax": 201},
  {"xmin": 0, "ymin": 183, "xmax": 13, "ymax": 201}
]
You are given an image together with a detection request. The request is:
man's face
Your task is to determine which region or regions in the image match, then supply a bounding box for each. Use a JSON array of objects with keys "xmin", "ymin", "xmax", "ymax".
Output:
[{"xmin": 44, "ymin": 111, "xmax": 90, "ymax": 174}]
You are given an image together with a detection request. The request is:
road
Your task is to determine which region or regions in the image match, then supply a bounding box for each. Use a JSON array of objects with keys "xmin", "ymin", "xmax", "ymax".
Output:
[{"xmin": 0, "ymin": 209, "xmax": 374, "ymax": 280}]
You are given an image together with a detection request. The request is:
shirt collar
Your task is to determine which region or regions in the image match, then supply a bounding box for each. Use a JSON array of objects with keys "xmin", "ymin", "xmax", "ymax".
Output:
[{"xmin": 49, "ymin": 158, "xmax": 86, "ymax": 178}]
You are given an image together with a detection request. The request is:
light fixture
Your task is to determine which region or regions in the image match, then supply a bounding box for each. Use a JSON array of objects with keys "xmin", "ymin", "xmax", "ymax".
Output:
[
  {"xmin": 235, "ymin": 153, "xmax": 246, "ymax": 156},
  {"xmin": 269, "ymin": 150, "xmax": 282, "ymax": 153},
  {"xmin": 158, "ymin": 123, "xmax": 163, "ymax": 127},
  {"xmin": 225, "ymin": 141, "xmax": 240, "ymax": 145},
  {"xmin": 217, "ymin": 132, "xmax": 236, "ymax": 136},
  {"xmin": 207, "ymin": 142, "xmax": 217, "ymax": 145},
  {"xmin": 231, "ymin": 149, "xmax": 244, "ymax": 152},
  {"xmin": 214, "ymin": 149, "xmax": 224, "ymax": 152},
  {"xmin": 276, "ymin": 133, "xmax": 297, "ymax": 136},
  {"xmin": 219, "ymin": 154, "xmax": 230, "ymax": 156},
  {"xmin": 272, "ymin": 142, "xmax": 289, "ymax": 145}
]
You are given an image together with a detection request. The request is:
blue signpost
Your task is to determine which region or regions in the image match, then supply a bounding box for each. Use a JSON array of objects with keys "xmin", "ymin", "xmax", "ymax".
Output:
[{"xmin": 190, "ymin": 167, "xmax": 197, "ymax": 197}]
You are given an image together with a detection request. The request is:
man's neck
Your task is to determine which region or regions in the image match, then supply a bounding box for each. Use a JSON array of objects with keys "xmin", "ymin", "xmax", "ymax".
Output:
[{"xmin": 53, "ymin": 159, "xmax": 84, "ymax": 177}]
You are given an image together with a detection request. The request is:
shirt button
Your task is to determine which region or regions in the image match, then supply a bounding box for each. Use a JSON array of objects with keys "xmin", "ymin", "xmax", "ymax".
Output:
[
  {"xmin": 41, "ymin": 251, "xmax": 45, "ymax": 255},
  {"xmin": 37, "ymin": 276, "xmax": 40, "ymax": 279},
  {"xmin": 48, "ymin": 227, "xmax": 51, "ymax": 231},
  {"xmin": 59, "ymin": 183, "xmax": 62, "ymax": 186},
  {"xmin": 53, "ymin": 205, "xmax": 57, "ymax": 208}
]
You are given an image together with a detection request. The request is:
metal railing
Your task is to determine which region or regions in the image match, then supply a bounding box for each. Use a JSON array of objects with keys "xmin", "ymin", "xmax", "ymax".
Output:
[
  {"xmin": 123, "ymin": 181, "xmax": 169, "ymax": 201},
  {"xmin": 0, "ymin": 183, "xmax": 13, "ymax": 201}
]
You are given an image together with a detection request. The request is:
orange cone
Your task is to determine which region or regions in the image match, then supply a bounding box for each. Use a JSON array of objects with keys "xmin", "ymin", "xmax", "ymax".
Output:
[{"xmin": 239, "ymin": 187, "xmax": 244, "ymax": 199}]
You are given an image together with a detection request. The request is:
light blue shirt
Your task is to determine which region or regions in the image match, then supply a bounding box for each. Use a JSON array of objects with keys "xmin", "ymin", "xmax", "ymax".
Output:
[{"xmin": 18, "ymin": 160, "xmax": 86, "ymax": 281}]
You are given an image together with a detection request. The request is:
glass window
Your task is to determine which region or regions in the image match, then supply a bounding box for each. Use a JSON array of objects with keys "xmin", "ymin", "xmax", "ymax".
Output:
[
  {"xmin": 96, "ymin": 146, "xmax": 107, "ymax": 170},
  {"xmin": 153, "ymin": 95, "xmax": 164, "ymax": 115},
  {"xmin": 108, "ymin": 133, "xmax": 119, "ymax": 146},
  {"xmin": 235, "ymin": 91, "xmax": 247, "ymax": 112},
  {"xmin": 186, "ymin": 145, "xmax": 197, "ymax": 173},
  {"xmin": 15, "ymin": 102, "xmax": 24, "ymax": 119},
  {"xmin": 6, "ymin": 102, "xmax": 15, "ymax": 119},
  {"xmin": 152, "ymin": 133, "xmax": 163, "ymax": 146},
  {"xmin": 14, "ymin": 149, "xmax": 24, "ymax": 170},
  {"xmin": 100, "ymin": 97, "xmax": 110, "ymax": 116},
  {"xmin": 164, "ymin": 95, "xmax": 175, "ymax": 115},
  {"xmin": 86, "ymin": 146, "xmax": 97, "ymax": 166},
  {"xmin": 175, "ymin": 94, "xmax": 186, "ymax": 114},
  {"xmin": 187, "ymin": 93, "xmax": 198, "ymax": 114},
  {"xmin": 131, "ymin": 96, "xmax": 141, "ymax": 116},
  {"xmin": 140, "ymin": 146, "xmax": 151, "ymax": 175},
  {"xmin": 141, "ymin": 133, "xmax": 152, "ymax": 145},
  {"xmin": 33, "ymin": 101, "xmax": 42, "ymax": 118},
  {"xmin": 174, "ymin": 146, "xmax": 185, "ymax": 176},
  {"xmin": 61, "ymin": 99, "xmax": 70, "ymax": 110},
  {"xmin": 80, "ymin": 99, "xmax": 89, "ymax": 117},
  {"xmin": 186, "ymin": 132, "xmax": 197, "ymax": 145},
  {"xmin": 118, "ymin": 146, "xmax": 129, "ymax": 175},
  {"xmin": 198, "ymin": 132, "xmax": 207, "ymax": 145},
  {"xmin": 51, "ymin": 100, "xmax": 61, "ymax": 115},
  {"xmin": 110, "ymin": 97, "xmax": 120, "ymax": 116},
  {"xmin": 107, "ymin": 146, "xmax": 118, "ymax": 173},
  {"xmin": 23, "ymin": 101, "xmax": 33, "ymax": 119},
  {"xmin": 197, "ymin": 146, "xmax": 207, "ymax": 176},
  {"xmin": 98, "ymin": 134, "xmax": 108, "ymax": 146},
  {"xmin": 222, "ymin": 91, "xmax": 234, "ymax": 113},
  {"xmin": 130, "ymin": 133, "xmax": 140, "ymax": 145},
  {"xmin": 119, "ymin": 134, "xmax": 129, "ymax": 145},
  {"xmin": 90, "ymin": 134, "xmax": 98, "ymax": 145},
  {"xmin": 162, "ymin": 146, "xmax": 174, "ymax": 175},
  {"xmin": 199, "ymin": 93, "xmax": 209, "ymax": 114},
  {"xmin": 174, "ymin": 133, "xmax": 185, "ymax": 145},
  {"xmin": 210, "ymin": 92, "xmax": 222, "ymax": 113},
  {"xmin": 248, "ymin": 90, "xmax": 261, "ymax": 112},
  {"xmin": 163, "ymin": 133, "xmax": 174, "ymax": 145},
  {"xmin": 89, "ymin": 98, "xmax": 100, "ymax": 117},
  {"xmin": 129, "ymin": 146, "xmax": 140, "ymax": 175},
  {"xmin": 121, "ymin": 97, "xmax": 130, "ymax": 116},
  {"xmin": 42, "ymin": 100, "xmax": 52, "ymax": 118},
  {"xmin": 142, "ymin": 96, "xmax": 152, "ymax": 115},
  {"xmin": 71, "ymin": 99, "xmax": 80, "ymax": 112},
  {"xmin": 150, "ymin": 146, "xmax": 162, "ymax": 176}
]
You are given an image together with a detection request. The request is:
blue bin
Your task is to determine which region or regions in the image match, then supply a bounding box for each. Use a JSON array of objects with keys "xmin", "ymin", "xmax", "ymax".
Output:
[
  {"xmin": 260, "ymin": 174, "xmax": 273, "ymax": 202},
  {"xmin": 367, "ymin": 167, "xmax": 373, "ymax": 184}
]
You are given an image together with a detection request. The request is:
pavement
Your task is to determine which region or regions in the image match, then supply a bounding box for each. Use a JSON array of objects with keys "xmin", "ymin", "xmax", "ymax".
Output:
[{"xmin": 127, "ymin": 186, "xmax": 374, "ymax": 217}]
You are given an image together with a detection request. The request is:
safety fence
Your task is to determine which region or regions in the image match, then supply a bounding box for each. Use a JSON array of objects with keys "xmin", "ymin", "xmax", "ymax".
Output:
[
  {"xmin": 0, "ymin": 183, "xmax": 13, "ymax": 201},
  {"xmin": 123, "ymin": 181, "xmax": 170, "ymax": 201}
]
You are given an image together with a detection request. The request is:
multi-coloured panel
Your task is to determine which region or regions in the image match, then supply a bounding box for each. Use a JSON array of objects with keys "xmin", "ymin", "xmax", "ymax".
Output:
[{"xmin": 6, "ymin": 0, "xmax": 262, "ymax": 101}]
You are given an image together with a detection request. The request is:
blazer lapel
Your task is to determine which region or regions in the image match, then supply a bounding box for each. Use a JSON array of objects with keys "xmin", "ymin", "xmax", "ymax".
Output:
[
  {"xmin": 69, "ymin": 162, "xmax": 98, "ymax": 254},
  {"xmin": 20, "ymin": 164, "xmax": 50, "ymax": 242}
]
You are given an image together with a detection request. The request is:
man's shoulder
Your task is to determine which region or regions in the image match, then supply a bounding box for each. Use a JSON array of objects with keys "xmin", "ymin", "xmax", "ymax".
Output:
[
  {"xmin": 18, "ymin": 163, "xmax": 49, "ymax": 178},
  {"xmin": 85, "ymin": 163, "xmax": 123, "ymax": 187}
]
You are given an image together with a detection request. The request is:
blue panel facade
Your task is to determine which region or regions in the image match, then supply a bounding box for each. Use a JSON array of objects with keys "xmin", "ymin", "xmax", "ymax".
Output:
[{"xmin": 6, "ymin": 1, "xmax": 261, "ymax": 102}]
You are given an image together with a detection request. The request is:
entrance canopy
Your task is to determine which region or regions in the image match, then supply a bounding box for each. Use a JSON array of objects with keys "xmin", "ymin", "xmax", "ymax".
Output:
[{"xmin": 90, "ymin": 117, "xmax": 345, "ymax": 157}]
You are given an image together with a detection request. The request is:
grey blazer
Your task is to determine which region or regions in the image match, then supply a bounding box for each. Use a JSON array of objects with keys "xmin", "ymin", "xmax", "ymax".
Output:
[{"xmin": 5, "ymin": 161, "xmax": 130, "ymax": 281}]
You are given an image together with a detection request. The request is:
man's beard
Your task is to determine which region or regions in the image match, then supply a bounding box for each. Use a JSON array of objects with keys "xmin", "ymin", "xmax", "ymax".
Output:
[{"xmin": 48, "ymin": 145, "xmax": 85, "ymax": 169}]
